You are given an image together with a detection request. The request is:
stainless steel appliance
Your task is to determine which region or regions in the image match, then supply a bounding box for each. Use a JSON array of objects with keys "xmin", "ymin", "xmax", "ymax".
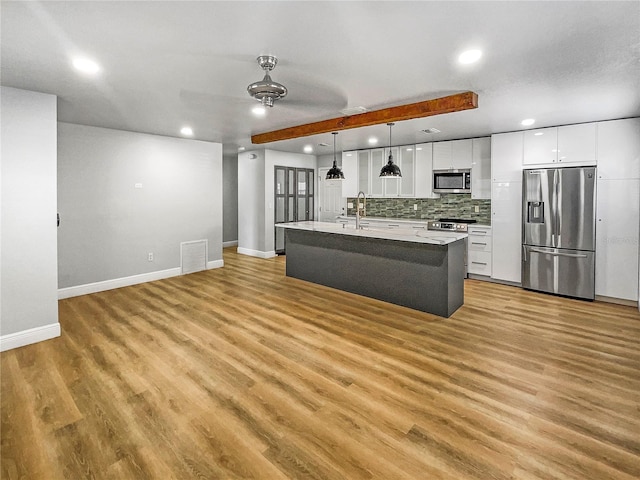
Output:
[
  {"xmin": 433, "ymin": 169, "xmax": 471, "ymax": 193},
  {"xmin": 522, "ymin": 167, "xmax": 596, "ymax": 300},
  {"xmin": 429, "ymin": 218, "xmax": 477, "ymax": 277}
]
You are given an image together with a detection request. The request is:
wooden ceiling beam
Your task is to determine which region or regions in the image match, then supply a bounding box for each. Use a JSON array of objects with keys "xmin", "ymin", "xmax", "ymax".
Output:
[{"xmin": 251, "ymin": 91, "xmax": 478, "ymax": 144}]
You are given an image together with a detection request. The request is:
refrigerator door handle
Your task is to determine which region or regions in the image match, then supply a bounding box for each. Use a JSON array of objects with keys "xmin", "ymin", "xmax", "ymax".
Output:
[{"xmin": 529, "ymin": 248, "xmax": 588, "ymax": 258}]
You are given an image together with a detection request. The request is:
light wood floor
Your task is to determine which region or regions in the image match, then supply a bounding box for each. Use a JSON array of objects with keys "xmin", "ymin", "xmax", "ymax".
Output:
[{"xmin": 2, "ymin": 248, "xmax": 639, "ymax": 479}]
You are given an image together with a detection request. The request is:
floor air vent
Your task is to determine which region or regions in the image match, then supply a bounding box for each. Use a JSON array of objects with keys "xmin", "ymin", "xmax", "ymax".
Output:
[{"xmin": 181, "ymin": 240, "xmax": 208, "ymax": 274}]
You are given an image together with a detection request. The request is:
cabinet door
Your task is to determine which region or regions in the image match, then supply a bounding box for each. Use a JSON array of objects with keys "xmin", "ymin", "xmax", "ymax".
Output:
[
  {"xmin": 471, "ymin": 137, "xmax": 491, "ymax": 199},
  {"xmin": 557, "ymin": 123, "xmax": 596, "ymax": 165},
  {"xmin": 415, "ymin": 143, "xmax": 438, "ymax": 198},
  {"xmin": 357, "ymin": 150, "xmax": 370, "ymax": 194},
  {"xmin": 597, "ymin": 118, "xmax": 640, "ymax": 180},
  {"xmin": 451, "ymin": 139, "xmax": 473, "ymax": 169},
  {"xmin": 383, "ymin": 147, "xmax": 400, "ymax": 196},
  {"xmin": 341, "ymin": 151, "xmax": 358, "ymax": 197},
  {"xmin": 369, "ymin": 149, "xmax": 384, "ymax": 197},
  {"xmin": 491, "ymin": 181, "xmax": 522, "ymax": 283},
  {"xmin": 595, "ymin": 178, "xmax": 639, "ymax": 300},
  {"xmin": 400, "ymin": 146, "xmax": 415, "ymax": 196},
  {"xmin": 523, "ymin": 127, "xmax": 557, "ymax": 165},
  {"xmin": 491, "ymin": 132, "xmax": 523, "ymax": 182},
  {"xmin": 432, "ymin": 141, "xmax": 452, "ymax": 170}
]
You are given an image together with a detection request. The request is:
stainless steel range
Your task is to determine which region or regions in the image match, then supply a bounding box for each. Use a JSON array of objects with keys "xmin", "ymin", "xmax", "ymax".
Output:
[
  {"xmin": 428, "ymin": 218, "xmax": 477, "ymax": 277},
  {"xmin": 427, "ymin": 218, "xmax": 477, "ymax": 233}
]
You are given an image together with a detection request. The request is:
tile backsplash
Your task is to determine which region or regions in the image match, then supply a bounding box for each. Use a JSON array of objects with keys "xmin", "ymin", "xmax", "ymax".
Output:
[{"xmin": 346, "ymin": 194, "xmax": 491, "ymax": 224}]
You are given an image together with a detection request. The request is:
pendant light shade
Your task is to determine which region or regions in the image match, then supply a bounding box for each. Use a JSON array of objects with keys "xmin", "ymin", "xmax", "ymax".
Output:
[
  {"xmin": 326, "ymin": 132, "xmax": 345, "ymax": 180},
  {"xmin": 379, "ymin": 122, "xmax": 402, "ymax": 178}
]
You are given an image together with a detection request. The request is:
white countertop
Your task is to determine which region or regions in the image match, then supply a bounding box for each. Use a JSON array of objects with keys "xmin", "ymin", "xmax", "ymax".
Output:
[{"xmin": 277, "ymin": 221, "xmax": 467, "ymax": 245}]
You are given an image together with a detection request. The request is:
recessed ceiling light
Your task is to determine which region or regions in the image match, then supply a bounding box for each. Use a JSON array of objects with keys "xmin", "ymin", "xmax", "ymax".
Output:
[
  {"xmin": 534, "ymin": 132, "xmax": 544, "ymax": 136},
  {"xmin": 303, "ymin": 145, "xmax": 313, "ymax": 153},
  {"xmin": 416, "ymin": 147, "xmax": 423, "ymax": 151},
  {"xmin": 521, "ymin": 118, "xmax": 536, "ymax": 126},
  {"xmin": 72, "ymin": 57, "xmax": 100, "ymax": 74},
  {"xmin": 458, "ymin": 49, "xmax": 482, "ymax": 65},
  {"xmin": 368, "ymin": 137, "xmax": 378, "ymax": 145},
  {"xmin": 252, "ymin": 105, "xmax": 266, "ymax": 116},
  {"xmin": 180, "ymin": 126, "xmax": 193, "ymax": 136},
  {"xmin": 346, "ymin": 153, "xmax": 353, "ymax": 157},
  {"xmin": 340, "ymin": 106, "xmax": 368, "ymax": 116},
  {"xmin": 405, "ymin": 148, "xmax": 413, "ymax": 151}
]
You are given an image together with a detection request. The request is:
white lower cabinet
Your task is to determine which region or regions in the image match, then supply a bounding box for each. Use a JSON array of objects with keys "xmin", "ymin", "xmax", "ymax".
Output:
[
  {"xmin": 467, "ymin": 225, "xmax": 492, "ymax": 276},
  {"xmin": 491, "ymin": 181, "xmax": 522, "ymax": 283},
  {"xmin": 595, "ymin": 178, "xmax": 639, "ymax": 301}
]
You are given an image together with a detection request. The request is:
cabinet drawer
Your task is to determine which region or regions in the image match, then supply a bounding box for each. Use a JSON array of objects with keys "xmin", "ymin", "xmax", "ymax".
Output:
[
  {"xmin": 468, "ymin": 237, "xmax": 491, "ymax": 252},
  {"xmin": 468, "ymin": 251, "xmax": 492, "ymax": 275},
  {"xmin": 467, "ymin": 226, "xmax": 491, "ymax": 236}
]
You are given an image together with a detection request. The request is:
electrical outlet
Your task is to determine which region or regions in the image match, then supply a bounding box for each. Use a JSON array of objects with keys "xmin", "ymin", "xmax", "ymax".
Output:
[
  {"xmin": 347, "ymin": 202, "xmax": 354, "ymax": 208},
  {"xmin": 414, "ymin": 204, "xmax": 418, "ymax": 211},
  {"xmin": 474, "ymin": 206, "xmax": 480, "ymax": 213},
  {"xmin": 148, "ymin": 252, "xmax": 154, "ymax": 261}
]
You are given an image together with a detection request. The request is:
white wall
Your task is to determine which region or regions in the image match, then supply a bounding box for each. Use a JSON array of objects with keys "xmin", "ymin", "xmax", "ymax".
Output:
[
  {"xmin": 223, "ymin": 154, "xmax": 238, "ymax": 245},
  {"xmin": 1, "ymin": 87, "xmax": 59, "ymax": 348},
  {"xmin": 237, "ymin": 149, "xmax": 316, "ymax": 257},
  {"xmin": 57, "ymin": 123, "xmax": 223, "ymax": 294}
]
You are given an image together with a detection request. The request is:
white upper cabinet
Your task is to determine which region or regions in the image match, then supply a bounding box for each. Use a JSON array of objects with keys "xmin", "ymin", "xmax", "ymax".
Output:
[
  {"xmin": 596, "ymin": 118, "xmax": 640, "ymax": 180},
  {"xmin": 471, "ymin": 137, "xmax": 491, "ymax": 199},
  {"xmin": 523, "ymin": 123, "xmax": 597, "ymax": 166},
  {"xmin": 491, "ymin": 132, "xmax": 523, "ymax": 182},
  {"xmin": 523, "ymin": 127, "xmax": 557, "ymax": 165},
  {"xmin": 357, "ymin": 150, "xmax": 370, "ymax": 193},
  {"xmin": 415, "ymin": 143, "xmax": 439, "ymax": 198},
  {"xmin": 557, "ymin": 123, "xmax": 597, "ymax": 164},
  {"xmin": 433, "ymin": 139, "xmax": 473, "ymax": 170},
  {"xmin": 399, "ymin": 146, "xmax": 415, "ymax": 196},
  {"xmin": 341, "ymin": 151, "xmax": 358, "ymax": 197},
  {"xmin": 369, "ymin": 148, "xmax": 385, "ymax": 196}
]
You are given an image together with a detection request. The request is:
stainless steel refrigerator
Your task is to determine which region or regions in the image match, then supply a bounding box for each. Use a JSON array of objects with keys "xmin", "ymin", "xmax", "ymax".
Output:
[{"xmin": 522, "ymin": 167, "xmax": 596, "ymax": 300}]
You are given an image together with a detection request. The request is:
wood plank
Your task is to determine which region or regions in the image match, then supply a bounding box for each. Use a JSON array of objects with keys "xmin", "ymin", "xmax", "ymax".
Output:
[
  {"xmin": 251, "ymin": 91, "xmax": 478, "ymax": 143},
  {"xmin": 1, "ymin": 247, "xmax": 639, "ymax": 479}
]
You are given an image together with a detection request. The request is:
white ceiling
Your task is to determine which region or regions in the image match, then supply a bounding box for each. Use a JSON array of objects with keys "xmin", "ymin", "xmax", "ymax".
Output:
[{"xmin": 2, "ymin": 1, "xmax": 639, "ymax": 156}]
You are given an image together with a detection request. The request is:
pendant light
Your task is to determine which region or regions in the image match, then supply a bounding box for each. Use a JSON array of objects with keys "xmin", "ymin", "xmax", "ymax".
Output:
[
  {"xmin": 379, "ymin": 122, "xmax": 402, "ymax": 178},
  {"xmin": 326, "ymin": 132, "xmax": 345, "ymax": 179}
]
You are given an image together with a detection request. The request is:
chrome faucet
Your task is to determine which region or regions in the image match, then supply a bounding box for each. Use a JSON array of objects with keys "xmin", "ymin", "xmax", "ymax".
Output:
[{"xmin": 356, "ymin": 191, "xmax": 366, "ymax": 229}]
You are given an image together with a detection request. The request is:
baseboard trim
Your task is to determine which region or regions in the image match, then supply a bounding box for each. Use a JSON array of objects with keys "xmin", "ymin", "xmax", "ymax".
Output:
[
  {"xmin": 595, "ymin": 295, "xmax": 638, "ymax": 308},
  {"xmin": 207, "ymin": 259, "xmax": 224, "ymax": 269},
  {"xmin": 0, "ymin": 323, "xmax": 61, "ymax": 352},
  {"xmin": 58, "ymin": 260, "xmax": 226, "ymax": 300},
  {"xmin": 58, "ymin": 267, "xmax": 182, "ymax": 299},
  {"xmin": 237, "ymin": 247, "xmax": 277, "ymax": 259},
  {"xmin": 223, "ymin": 240, "xmax": 238, "ymax": 248}
]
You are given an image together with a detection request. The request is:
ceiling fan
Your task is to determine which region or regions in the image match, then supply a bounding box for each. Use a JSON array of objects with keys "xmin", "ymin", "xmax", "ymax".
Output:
[{"xmin": 246, "ymin": 55, "xmax": 287, "ymax": 108}]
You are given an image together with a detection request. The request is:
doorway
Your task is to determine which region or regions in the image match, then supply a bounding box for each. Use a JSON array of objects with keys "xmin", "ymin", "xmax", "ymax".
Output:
[
  {"xmin": 318, "ymin": 167, "xmax": 345, "ymax": 222},
  {"xmin": 274, "ymin": 166, "xmax": 314, "ymax": 254}
]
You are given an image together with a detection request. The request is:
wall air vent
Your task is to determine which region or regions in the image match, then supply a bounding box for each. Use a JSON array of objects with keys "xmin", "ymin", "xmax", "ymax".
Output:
[
  {"xmin": 181, "ymin": 240, "xmax": 208, "ymax": 275},
  {"xmin": 421, "ymin": 128, "xmax": 441, "ymax": 134}
]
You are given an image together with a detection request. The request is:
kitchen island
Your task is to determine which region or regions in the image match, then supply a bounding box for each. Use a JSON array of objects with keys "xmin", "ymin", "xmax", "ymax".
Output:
[{"xmin": 276, "ymin": 221, "xmax": 466, "ymax": 317}]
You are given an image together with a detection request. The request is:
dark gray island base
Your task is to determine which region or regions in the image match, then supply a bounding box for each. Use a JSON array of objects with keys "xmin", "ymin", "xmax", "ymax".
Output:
[{"xmin": 284, "ymin": 228, "xmax": 465, "ymax": 317}]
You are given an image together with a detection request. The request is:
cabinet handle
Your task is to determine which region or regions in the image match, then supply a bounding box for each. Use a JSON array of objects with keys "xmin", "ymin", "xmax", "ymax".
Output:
[
  {"xmin": 387, "ymin": 224, "xmax": 400, "ymax": 227},
  {"xmin": 471, "ymin": 261, "xmax": 488, "ymax": 265},
  {"xmin": 469, "ymin": 230, "xmax": 487, "ymax": 235},
  {"xmin": 471, "ymin": 242, "xmax": 487, "ymax": 245},
  {"xmin": 412, "ymin": 226, "xmax": 426, "ymax": 229}
]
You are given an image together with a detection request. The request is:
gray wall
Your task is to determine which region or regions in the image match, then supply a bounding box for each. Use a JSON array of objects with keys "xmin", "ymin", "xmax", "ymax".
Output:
[
  {"xmin": 237, "ymin": 149, "xmax": 316, "ymax": 256},
  {"xmin": 1, "ymin": 87, "xmax": 59, "ymax": 338},
  {"xmin": 57, "ymin": 123, "xmax": 223, "ymax": 288},
  {"xmin": 223, "ymin": 154, "xmax": 238, "ymax": 244}
]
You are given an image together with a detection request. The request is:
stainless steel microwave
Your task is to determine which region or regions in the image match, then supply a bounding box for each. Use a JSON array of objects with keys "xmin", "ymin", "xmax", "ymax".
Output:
[{"xmin": 433, "ymin": 169, "xmax": 471, "ymax": 193}]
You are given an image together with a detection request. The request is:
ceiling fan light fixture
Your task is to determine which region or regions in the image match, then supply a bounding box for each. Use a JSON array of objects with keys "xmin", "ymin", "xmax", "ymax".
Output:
[
  {"xmin": 247, "ymin": 55, "xmax": 287, "ymax": 107},
  {"xmin": 380, "ymin": 123, "xmax": 402, "ymax": 178},
  {"xmin": 326, "ymin": 132, "xmax": 345, "ymax": 180}
]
